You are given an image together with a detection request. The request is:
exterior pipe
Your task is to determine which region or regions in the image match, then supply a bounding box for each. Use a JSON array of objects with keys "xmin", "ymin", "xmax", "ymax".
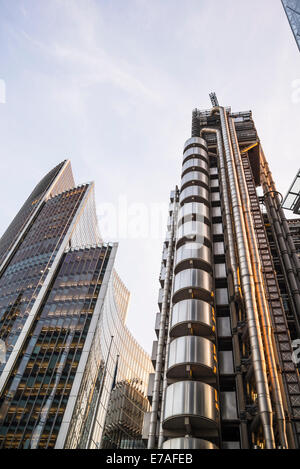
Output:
[
  {"xmin": 148, "ymin": 202, "xmax": 176, "ymax": 449},
  {"xmin": 213, "ymin": 106, "xmax": 275, "ymax": 449},
  {"xmin": 260, "ymin": 158, "xmax": 300, "ymax": 333},
  {"xmin": 228, "ymin": 117, "xmax": 288, "ymax": 449},
  {"xmin": 200, "ymin": 128, "xmax": 240, "ymax": 297},
  {"xmin": 158, "ymin": 204, "xmax": 178, "ymax": 449},
  {"xmin": 202, "ymin": 127, "xmax": 248, "ymax": 448},
  {"xmin": 200, "ymin": 120, "xmax": 274, "ymax": 448},
  {"xmin": 260, "ymin": 150, "xmax": 300, "ymax": 280},
  {"xmin": 157, "ymin": 319, "xmax": 171, "ymax": 449}
]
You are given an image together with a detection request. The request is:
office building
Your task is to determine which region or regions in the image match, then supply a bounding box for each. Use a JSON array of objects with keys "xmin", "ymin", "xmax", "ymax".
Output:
[
  {"xmin": 145, "ymin": 94, "xmax": 300, "ymax": 450},
  {"xmin": 0, "ymin": 161, "xmax": 153, "ymax": 449}
]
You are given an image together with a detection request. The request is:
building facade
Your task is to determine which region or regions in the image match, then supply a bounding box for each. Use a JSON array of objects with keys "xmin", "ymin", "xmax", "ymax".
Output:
[
  {"xmin": 101, "ymin": 379, "xmax": 150, "ymax": 449},
  {"xmin": 145, "ymin": 95, "xmax": 300, "ymax": 450},
  {"xmin": 0, "ymin": 161, "xmax": 153, "ymax": 449},
  {"xmin": 282, "ymin": 0, "xmax": 300, "ymax": 52}
]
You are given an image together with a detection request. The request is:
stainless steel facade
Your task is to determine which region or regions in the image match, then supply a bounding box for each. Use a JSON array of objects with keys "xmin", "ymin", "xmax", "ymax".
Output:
[
  {"xmin": 0, "ymin": 161, "xmax": 153, "ymax": 449},
  {"xmin": 145, "ymin": 97, "xmax": 300, "ymax": 450}
]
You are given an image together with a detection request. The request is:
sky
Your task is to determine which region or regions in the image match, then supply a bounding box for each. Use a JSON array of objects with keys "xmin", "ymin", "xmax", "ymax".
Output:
[{"xmin": 0, "ymin": 0, "xmax": 299, "ymax": 354}]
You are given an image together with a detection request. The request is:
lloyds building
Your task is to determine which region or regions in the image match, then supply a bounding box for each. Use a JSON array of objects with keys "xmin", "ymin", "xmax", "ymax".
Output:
[
  {"xmin": 144, "ymin": 94, "xmax": 300, "ymax": 450},
  {"xmin": 0, "ymin": 160, "xmax": 153, "ymax": 449}
]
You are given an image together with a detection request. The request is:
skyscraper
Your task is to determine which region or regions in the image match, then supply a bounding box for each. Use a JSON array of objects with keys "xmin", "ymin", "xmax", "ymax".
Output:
[
  {"xmin": 144, "ymin": 95, "xmax": 300, "ymax": 450},
  {"xmin": 282, "ymin": 0, "xmax": 300, "ymax": 52},
  {"xmin": 0, "ymin": 161, "xmax": 153, "ymax": 449}
]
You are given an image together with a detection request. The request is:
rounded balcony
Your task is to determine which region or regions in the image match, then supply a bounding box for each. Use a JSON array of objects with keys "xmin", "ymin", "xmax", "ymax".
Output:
[
  {"xmin": 162, "ymin": 381, "xmax": 219, "ymax": 434},
  {"xmin": 178, "ymin": 202, "xmax": 210, "ymax": 226},
  {"xmin": 177, "ymin": 220, "xmax": 211, "ymax": 248},
  {"xmin": 170, "ymin": 299, "xmax": 215, "ymax": 338},
  {"xmin": 180, "ymin": 186, "xmax": 210, "ymax": 206},
  {"xmin": 183, "ymin": 137, "xmax": 208, "ymax": 154},
  {"xmin": 172, "ymin": 268, "xmax": 212, "ymax": 304},
  {"xmin": 162, "ymin": 437, "xmax": 218, "ymax": 450},
  {"xmin": 182, "ymin": 158, "xmax": 209, "ymax": 177},
  {"xmin": 166, "ymin": 336, "xmax": 217, "ymax": 381},
  {"xmin": 181, "ymin": 171, "xmax": 209, "ymax": 191},
  {"xmin": 175, "ymin": 243, "xmax": 212, "ymax": 274}
]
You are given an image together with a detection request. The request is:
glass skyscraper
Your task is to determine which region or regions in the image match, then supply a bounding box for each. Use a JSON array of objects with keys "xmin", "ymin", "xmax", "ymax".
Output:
[
  {"xmin": 0, "ymin": 161, "xmax": 153, "ymax": 449},
  {"xmin": 282, "ymin": 0, "xmax": 300, "ymax": 51}
]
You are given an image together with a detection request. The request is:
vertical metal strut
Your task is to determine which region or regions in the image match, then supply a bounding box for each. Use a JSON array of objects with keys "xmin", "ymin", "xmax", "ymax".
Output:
[
  {"xmin": 241, "ymin": 149, "xmax": 300, "ymax": 447},
  {"xmin": 148, "ymin": 202, "xmax": 176, "ymax": 449}
]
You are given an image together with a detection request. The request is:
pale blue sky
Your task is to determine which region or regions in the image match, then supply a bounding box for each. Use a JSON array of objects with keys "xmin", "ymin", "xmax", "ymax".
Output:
[{"xmin": 0, "ymin": 0, "xmax": 299, "ymax": 354}]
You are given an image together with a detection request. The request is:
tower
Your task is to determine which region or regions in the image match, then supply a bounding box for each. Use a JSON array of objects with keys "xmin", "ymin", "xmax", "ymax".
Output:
[
  {"xmin": 145, "ymin": 96, "xmax": 300, "ymax": 450},
  {"xmin": 0, "ymin": 161, "xmax": 153, "ymax": 449}
]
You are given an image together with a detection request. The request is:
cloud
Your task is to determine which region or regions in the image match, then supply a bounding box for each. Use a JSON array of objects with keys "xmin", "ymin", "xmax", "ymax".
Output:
[
  {"xmin": 14, "ymin": 1, "xmax": 161, "ymax": 106},
  {"xmin": 51, "ymin": 43, "xmax": 161, "ymax": 103}
]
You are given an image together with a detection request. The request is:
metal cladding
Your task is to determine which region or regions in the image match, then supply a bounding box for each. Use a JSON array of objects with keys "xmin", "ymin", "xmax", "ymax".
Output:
[
  {"xmin": 175, "ymin": 244, "xmax": 212, "ymax": 273},
  {"xmin": 162, "ymin": 381, "xmax": 219, "ymax": 433},
  {"xmin": 178, "ymin": 202, "xmax": 210, "ymax": 222},
  {"xmin": 162, "ymin": 437, "xmax": 218, "ymax": 450},
  {"xmin": 173, "ymin": 268, "xmax": 213, "ymax": 304},
  {"xmin": 149, "ymin": 135, "xmax": 219, "ymax": 449},
  {"xmin": 147, "ymin": 95, "xmax": 300, "ymax": 450},
  {"xmin": 180, "ymin": 186, "xmax": 210, "ymax": 205},
  {"xmin": 167, "ymin": 336, "xmax": 217, "ymax": 381},
  {"xmin": 166, "ymin": 136, "xmax": 218, "ymax": 441},
  {"xmin": 170, "ymin": 299, "xmax": 215, "ymax": 338},
  {"xmin": 183, "ymin": 137, "xmax": 208, "ymax": 154},
  {"xmin": 182, "ymin": 158, "xmax": 210, "ymax": 176}
]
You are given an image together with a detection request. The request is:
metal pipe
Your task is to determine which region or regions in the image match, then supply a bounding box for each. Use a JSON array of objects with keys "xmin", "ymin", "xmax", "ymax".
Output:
[
  {"xmin": 200, "ymin": 128, "xmax": 240, "ymax": 297},
  {"xmin": 148, "ymin": 200, "xmax": 176, "ymax": 449},
  {"xmin": 200, "ymin": 120, "xmax": 274, "ymax": 448},
  {"xmin": 157, "ymin": 318, "xmax": 171, "ymax": 449},
  {"xmin": 260, "ymin": 157, "xmax": 300, "ymax": 332},
  {"xmin": 214, "ymin": 106, "xmax": 275, "ymax": 449},
  {"xmin": 263, "ymin": 188, "xmax": 300, "ymax": 336},
  {"xmin": 261, "ymin": 150, "xmax": 300, "ymax": 280},
  {"xmin": 202, "ymin": 126, "xmax": 249, "ymax": 448},
  {"xmin": 228, "ymin": 117, "xmax": 288, "ymax": 449},
  {"xmin": 158, "ymin": 204, "xmax": 178, "ymax": 449}
]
